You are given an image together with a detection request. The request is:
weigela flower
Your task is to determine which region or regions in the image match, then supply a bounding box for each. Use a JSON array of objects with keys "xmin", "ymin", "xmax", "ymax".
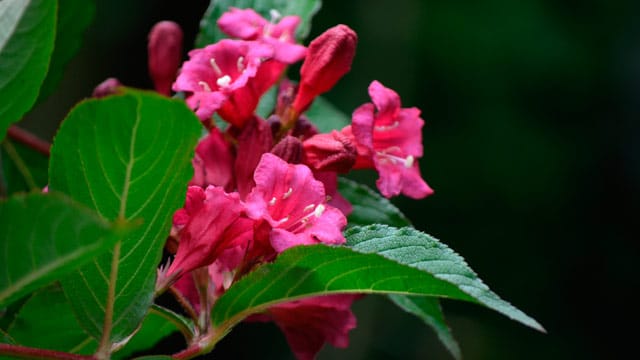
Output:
[
  {"xmin": 244, "ymin": 153, "xmax": 346, "ymax": 253},
  {"xmin": 259, "ymin": 295, "xmax": 358, "ymax": 360},
  {"xmin": 166, "ymin": 186, "xmax": 252, "ymax": 280},
  {"xmin": 148, "ymin": 21, "xmax": 183, "ymax": 96},
  {"xmin": 173, "ymin": 39, "xmax": 283, "ymax": 127},
  {"xmin": 218, "ymin": 7, "xmax": 307, "ymax": 64},
  {"xmin": 292, "ymin": 25, "xmax": 358, "ymax": 114},
  {"xmin": 345, "ymin": 80, "xmax": 433, "ymax": 199}
]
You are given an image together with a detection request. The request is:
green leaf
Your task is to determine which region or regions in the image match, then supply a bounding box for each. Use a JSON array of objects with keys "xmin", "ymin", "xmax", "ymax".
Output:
[
  {"xmin": 113, "ymin": 306, "xmax": 187, "ymax": 360},
  {"xmin": 0, "ymin": 192, "xmax": 124, "ymax": 308},
  {"xmin": 305, "ymin": 96, "xmax": 350, "ymax": 133},
  {"xmin": 1, "ymin": 139, "xmax": 48, "ymax": 194},
  {"xmin": 388, "ymin": 294, "xmax": 461, "ymax": 360},
  {"xmin": 0, "ymin": 0, "xmax": 57, "ymax": 140},
  {"xmin": 338, "ymin": 177, "xmax": 411, "ymax": 228},
  {"xmin": 211, "ymin": 225, "xmax": 543, "ymax": 336},
  {"xmin": 7, "ymin": 285, "xmax": 97, "ymax": 354},
  {"xmin": 36, "ymin": 0, "xmax": 95, "ymax": 102},
  {"xmin": 347, "ymin": 225, "xmax": 545, "ymax": 331},
  {"xmin": 49, "ymin": 89, "xmax": 202, "ymax": 344},
  {"xmin": 0, "ymin": 329, "xmax": 16, "ymax": 345},
  {"xmin": 195, "ymin": 0, "xmax": 321, "ymax": 48}
]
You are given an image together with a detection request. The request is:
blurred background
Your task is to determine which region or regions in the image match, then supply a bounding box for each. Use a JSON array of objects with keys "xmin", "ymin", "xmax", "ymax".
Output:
[{"xmin": 21, "ymin": 0, "xmax": 639, "ymax": 358}]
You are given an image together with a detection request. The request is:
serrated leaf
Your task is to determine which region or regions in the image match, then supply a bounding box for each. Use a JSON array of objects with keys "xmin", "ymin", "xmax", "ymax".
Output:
[
  {"xmin": 0, "ymin": 192, "xmax": 123, "ymax": 308},
  {"xmin": 338, "ymin": 177, "xmax": 411, "ymax": 228},
  {"xmin": 0, "ymin": 0, "xmax": 57, "ymax": 140},
  {"xmin": 36, "ymin": 0, "xmax": 95, "ymax": 102},
  {"xmin": 388, "ymin": 294, "xmax": 461, "ymax": 360},
  {"xmin": 305, "ymin": 96, "xmax": 351, "ymax": 133},
  {"xmin": 7, "ymin": 285, "xmax": 97, "ymax": 354},
  {"xmin": 195, "ymin": 0, "xmax": 321, "ymax": 48},
  {"xmin": 49, "ymin": 90, "xmax": 202, "ymax": 344},
  {"xmin": 1, "ymin": 139, "xmax": 48, "ymax": 194},
  {"xmin": 347, "ymin": 225, "xmax": 545, "ymax": 332},
  {"xmin": 211, "ymin": 225, "xmax": 543, "ymax": 338}
]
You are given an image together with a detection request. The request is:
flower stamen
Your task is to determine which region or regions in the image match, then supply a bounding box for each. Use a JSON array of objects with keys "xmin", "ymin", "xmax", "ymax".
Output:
[{"xmin": 209, "ymin": 58, "xmax": 223, "ymax": 76}]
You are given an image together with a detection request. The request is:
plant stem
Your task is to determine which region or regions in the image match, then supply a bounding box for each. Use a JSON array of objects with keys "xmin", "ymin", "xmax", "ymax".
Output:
[
  {"xmin": 1, "ymin": 140, "xmax": 38, "ymax": 191},
  {"xmin": 0, "ymin": 344, "xmax": 94, "ymax": 360},
  {"xmin": 7, "ymin": 126, "xmax": 50, "ymax": 156}
]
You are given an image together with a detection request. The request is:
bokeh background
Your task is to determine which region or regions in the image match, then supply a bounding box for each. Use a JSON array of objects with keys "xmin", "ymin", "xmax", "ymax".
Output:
[{"xmin": 22, "ymin": 0, "xmax": 640, "ymax": 358}]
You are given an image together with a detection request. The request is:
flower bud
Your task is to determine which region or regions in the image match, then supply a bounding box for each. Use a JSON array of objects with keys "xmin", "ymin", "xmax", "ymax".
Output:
[
  {"xmin": 303, "ymin": 130, "xmax": 356, "ymax": 173},
  {"xmin": 292, "ymin": 25, "xmax": 357, "ymax": 113},
  {"xmin": 148, "ymin": 21, "xmax": 183, "ymax": 96},
  {"xmin": 271, "ymin": 135, "xmax": 303, "ymax": 164},
  {"xmin": 92, "ymin": 77, "xmax": 122, "ymax": 98}
]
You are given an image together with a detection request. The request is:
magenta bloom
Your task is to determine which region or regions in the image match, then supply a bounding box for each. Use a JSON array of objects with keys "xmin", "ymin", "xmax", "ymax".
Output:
[
  {"xmin": 218, "ymin": 7, "xmax": 307, "ymax": 64},
  {"xmin": 166, "ymin": 186, "xmax": 252, "ymax": 279},
  {"xmin": 244, "ymin": 153, "xmax": 346, "ymax": 253},
  {"xmin": 346, "ymin": 80, "xmax": 433, "ymax": 199},
  {"xmin": 173, "ymin": 39, "xmax": 282, "ymax": 127},
  {"xmin": 265, "ymin": 295, "xmax": 358, "ymax": 360}
]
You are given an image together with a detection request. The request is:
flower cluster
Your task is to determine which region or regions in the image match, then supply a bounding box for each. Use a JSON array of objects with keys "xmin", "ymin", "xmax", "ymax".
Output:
[{"xmin": 147, "ymin": 7, "xmax": 433, "ymax": 359}]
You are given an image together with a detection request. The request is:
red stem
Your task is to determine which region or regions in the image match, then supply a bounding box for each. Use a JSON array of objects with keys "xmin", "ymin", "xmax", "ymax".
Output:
[
  {"xmin": 172, "ymin": 344, "xmax": 202, "ymax": 360},
  {"xmin": 0, "ymin": 344, "xmax": 94, "ymax": 360},
  {"xmin": 7, "ymin": 125, "xmax": 51, "ymax": 156}
]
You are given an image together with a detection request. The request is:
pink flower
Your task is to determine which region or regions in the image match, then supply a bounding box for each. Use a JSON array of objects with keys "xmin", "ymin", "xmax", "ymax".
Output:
[
  {"xmin": 166, "ymin": 186, "xmax": 252, "ymax": 280},
  {"xmin": 244, "ymin": 153, "xmax": 346, "ymax": 253},
  {"xmin": 218, "ymin": 7, "xmax": 307, "ymax": 64},
  {"xmin": 345, "ymin": 80, "xmax": 433, "ymax": 199},
  {"xmin": 264, "ymin": 295, "xmax": 358, "ymax": 360},
  {"xmin": 173, "ymin": 39, "xmax": 283, "ymax": 127},
  {"xmin": 148, "ymin": 21, "xmax": 183, "ymax": 96},
  {"xmin": 292, "ymin": 25, "xmax": 358, "ymax": 114}
]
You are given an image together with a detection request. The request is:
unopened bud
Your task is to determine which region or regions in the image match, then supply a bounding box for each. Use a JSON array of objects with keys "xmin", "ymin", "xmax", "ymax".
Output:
[
  {"xmin": 92, "ymin": 77, "xmax": 122, "ymax": 98},
  {"xmin": 271, "ymin": 136, "xmax": 303, "ymax": 164},
  {"xmin": 148, "ymin": 21, "xmax": 183, "ymax": 96},
  {"xmin": 303, "ymin": 130, "xmax": 356, "ymax": 173},
  {"xmin": 292, "ymin": 25, "xmax": 357, "ymax": 113}
]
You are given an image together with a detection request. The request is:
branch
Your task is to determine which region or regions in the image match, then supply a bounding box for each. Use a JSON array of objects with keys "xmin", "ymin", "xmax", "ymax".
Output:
[
  {"xmin": 0, "ymin": 344, "xmax": 94, "ymax": 360},
  {"xmin": 7, "ymin": 126, "xmax": 51, "ymax": 156}
]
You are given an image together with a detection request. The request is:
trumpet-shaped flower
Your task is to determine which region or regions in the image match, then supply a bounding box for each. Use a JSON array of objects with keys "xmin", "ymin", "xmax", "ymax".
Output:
[
  {"xmin": 218, "ymin": 7, "xmax": 307, "ymax": 64},
  {"xmin": 244, "ymin": 153, "xmax": 346, "ymax": 252},
  {"xmin": 173, "ymin": 39, "xmax": 283, "ymax": 127},
  {"xmin": 346, "ymin": 80, "xmax": 433, "ymax": 199}
]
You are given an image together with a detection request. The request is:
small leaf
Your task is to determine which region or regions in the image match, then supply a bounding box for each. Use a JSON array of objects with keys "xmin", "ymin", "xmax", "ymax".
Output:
[
  {"xmin": 7, "ymin": 285, "xmax": 97, "ymax": 354},
  {"xmin": 36, "ymin": 0, "xmax": 95, "ymax": 102},
  {"xmin": 0, "ymin": 0, "xmax": 57, "ymax": 140},
  {"xmin": 347, "ymin": 225, "xmax": 545, "ymax": 332},
  {"xmin": 49, "ymin": 89, "xmax": 202, "ymax": 344},
  {"xmin": 0, "ymin": 192, "xmax": 123, "ymax": 308},
  {"xmin": 255, "ymin": 85, "xmax": 277, "ymax": 119},
  {"xmin": 195, "ymin": 0, "xmax": 321, "ymax": 48},
  {"xmin": 388, "ymin": 294, "xmax": 461, "ymax": 360},
  {"xmin": 211, "ymin": 225, "xmax": 543, "ymax": 337},
  {"xmin": 305, "ymin": 96, "xmax": 350, "ymax": 133},
  {"xmin": 338, "ymin": 177, "xmax": 411, "ymax": 228}
]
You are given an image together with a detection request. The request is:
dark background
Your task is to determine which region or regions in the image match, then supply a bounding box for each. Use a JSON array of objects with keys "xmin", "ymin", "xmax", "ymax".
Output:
[{"xmin": 23, "ymin": 0, "xmax": 640, "ymax": 359}]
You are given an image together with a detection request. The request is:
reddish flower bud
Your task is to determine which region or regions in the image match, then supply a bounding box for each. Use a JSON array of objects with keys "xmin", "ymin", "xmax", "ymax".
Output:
[
  {"xmin": 292, "ymin": 25, "xmax": 357, "ymax": 113},
  {"xmin": 303, "ymin": 130, "xmax": 356, "ymax": 173},
  {"xmin": 271, "ymin": 135, "xmax": 303, "ymax": 164},
  {"xmin": 92, "ymin": 77, "xmax": 122, "ymax": 98},
  {"xmin": 148, "ymin": 21, "xmax": 183, "ymax": 96}
]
